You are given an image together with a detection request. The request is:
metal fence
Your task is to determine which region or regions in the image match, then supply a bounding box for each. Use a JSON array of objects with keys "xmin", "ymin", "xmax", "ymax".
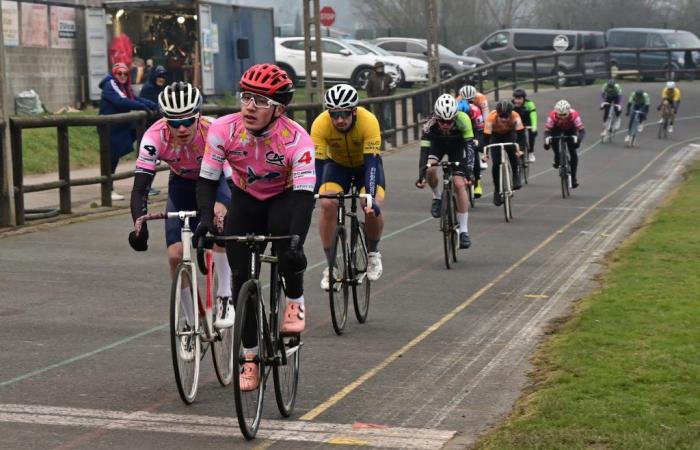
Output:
[{"xmin": 3, "ymin": 46, "xmax": 698, "ymax": 226}]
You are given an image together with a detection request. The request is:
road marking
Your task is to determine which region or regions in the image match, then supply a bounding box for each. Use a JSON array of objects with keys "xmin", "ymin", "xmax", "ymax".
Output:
[
  {"xmin": 300, "ymin": 136, "xmax": 700, "ymax": 421},
  {"xmin": 524, "ymin": 294, "xmax": 549, "ymax": 299},
  {"xmin": 0, "ymin": 403, "xmax": 454, "ymax": 449}
]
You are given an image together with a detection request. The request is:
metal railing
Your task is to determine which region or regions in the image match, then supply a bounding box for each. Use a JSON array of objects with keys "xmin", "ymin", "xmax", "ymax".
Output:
[{"xmin": 3, "ymin": 46, "xmax": 699, "ymax": 226}]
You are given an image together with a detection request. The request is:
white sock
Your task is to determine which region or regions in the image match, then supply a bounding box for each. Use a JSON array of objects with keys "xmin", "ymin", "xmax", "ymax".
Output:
[
  {"xmin": 243, "ymin": 346, "xmax": 258, "ymax": 357},
  {"xmin": 213, "ymin": 250, "xmax": 232, "ymax": 298},
  {"xmin": 431, "ymin": 185, "xmax": 441, "ymax": 199},
  {"xmin": 458, "ymin": 212, "xmax": 469, "ymax": 234},
  {"xmin": 287, "ymin": 295, "xmax": 304, "ymax": 307},
  {"xmin": 181, "ymin": 288, "xmax": 195, "ymax": 326}
]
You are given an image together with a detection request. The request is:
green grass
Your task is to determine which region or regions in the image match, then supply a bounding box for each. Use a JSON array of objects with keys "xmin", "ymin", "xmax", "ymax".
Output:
[{"xmin": 476, "ymin": 163, "xmax": 700, "ymax": 450}]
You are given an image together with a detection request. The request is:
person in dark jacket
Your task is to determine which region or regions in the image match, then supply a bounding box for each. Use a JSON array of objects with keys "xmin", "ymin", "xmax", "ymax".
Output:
[
  {"xmin": 99, "ymin": 62, "xmax": 157, "ymax": 200},
  {"xmin": 138, "ymin": 65, "xmax": 167, "ymax": 103},
  {"xmin": 365, "ymin": 61, "xmax": 396, "ymax": 137}
]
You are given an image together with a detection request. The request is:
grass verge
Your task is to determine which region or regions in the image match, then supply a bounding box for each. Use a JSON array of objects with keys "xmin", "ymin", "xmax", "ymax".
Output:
[{"xmin": 475, "ymin": 162, "xmax": 700, "ymax": 450}]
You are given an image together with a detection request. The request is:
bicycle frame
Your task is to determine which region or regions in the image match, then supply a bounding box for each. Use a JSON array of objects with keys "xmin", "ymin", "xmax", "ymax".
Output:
[
  {"xmin": 427, "ymin": 160, "xmax": 460, "ymax": 268},
  {"xmin": 548, "ymin": 135, "xmax": 575, "ymax": 197},
  {"xmin": 484, "ymin": 142, "xmax": 520, "ymax": 198},
  {"xmin": 601, "ymin": 102, "xmax": 620, "ymax": 142}
]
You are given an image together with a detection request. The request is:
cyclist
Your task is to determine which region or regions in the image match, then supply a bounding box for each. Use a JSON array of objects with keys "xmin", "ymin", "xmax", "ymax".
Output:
[
  {"xmin": 416, "ymin": 94, "xmax": 475, "ymax": 249},
  {"xmin": 512, "ymin": 88, "xmax": 538, "ymax": 163},
  {"xmin": 457, "ymin": 86, "xmax": 485, "ymax": 198},
  {"xmin": 543, "ymin": 99, "xmax": 585, "ymax": 189},
  {"xmin": 658, "ymin": 80, "xmax": 681, "ymax": 133},
  {"xmin": 127, "ymin": 82, "xmax": 234, "ymax": 330},
  {"xmin": 459, "ymin": 84, "xmax": 490, "ymax": 117},
  {"xmin": 195, "ymin": 64, "xmax": 315, "ymax": 391},
  {"xmin": 625, "ymin": 89, "xmax": 650, "ymax": 144},
  {"xmin": 311, "ymin": 84, "xmax": 386, "ymax": 290},
  {"xmin": 600, "ymin": 78, "xmax": 623, "ymax": 135},
  {"xmin": 482, "ymin": 100, "xmax": 526, "ymax": 206}
]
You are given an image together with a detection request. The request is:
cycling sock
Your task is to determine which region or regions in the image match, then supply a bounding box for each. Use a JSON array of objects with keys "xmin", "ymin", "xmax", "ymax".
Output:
[
  {"xmin": 458, "ymin": 212, "xmax": 469, "ymax": 234},
  {"xmin": 368, "ymin": 238, "xmax": 380, "ymax": 253},
  {"xmin": 243, "ymin": 346, "xmax": 259, "ymax": 356},
  {"xmin": 324, "ymin": 247, "xmax": 331, "ymax": 263},
  {"xmin": 213, "ymin": 250, "xmax": 232, "ymax": 297},
  {"xmin": 431, "ymin": 185, "xmax": 441, "ymax": 199},
  {"xmin": 181, "ymin": 288, "xmax": 195, "ymax": 326},
  {"xmin": 287, "ymin": 295, "xmax": 304, "ymax": 307}
]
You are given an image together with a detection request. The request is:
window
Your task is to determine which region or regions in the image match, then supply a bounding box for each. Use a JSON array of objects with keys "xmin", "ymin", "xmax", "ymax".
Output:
[
  {"xmin": 323, "ymin": 41, "xmax": 345, "ymax": 54},
  {"xmin": 482, "ymin": 32, "xmax": 509, "ymax": 51},
  {"xmin": 647, "ymin": 34, "xmax": 666, "ymax": 49},
  {"xmin": 513, "ymin": 32, "xmax": 575, "ymax": 51},
  {"xmin": 378, "ymin": 41, "xmax": 405, "ymax": 52},
  {"xmin": 664, "ymin": 31, "xmax": 700, "ymax": 48},
  {"xmin": 281, "ymin": 40, "xmax": 305, "ymax": 51},
  {"xmin": 406, "ymin": 42, "xmax": 426, "ymax": 54},
  {"xmin": 608, "ymin": 31, "xmax": 646, "ymax": 48},
  {"xmin": 582, "ymin": 33, "xmax": 606, "ymax": 50}
]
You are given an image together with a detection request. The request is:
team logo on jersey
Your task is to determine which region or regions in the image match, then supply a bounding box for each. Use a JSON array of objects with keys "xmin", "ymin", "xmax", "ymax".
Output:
[
  {"xmin": 246, "ymin": 166, "xmax": 281, "ymax": 185},
  {"xmin": 265, "ymin": 150, "xmax": 285, "ymax": 167}
]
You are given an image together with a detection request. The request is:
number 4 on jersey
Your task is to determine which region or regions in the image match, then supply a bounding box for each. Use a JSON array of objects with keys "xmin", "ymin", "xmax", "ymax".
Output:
[{"xmin": 297, "ymin": 151, "xmax": 313, "ymax": 165}]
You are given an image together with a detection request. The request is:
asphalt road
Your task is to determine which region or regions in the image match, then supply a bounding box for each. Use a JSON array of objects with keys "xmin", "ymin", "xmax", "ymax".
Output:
[{"xmin": 2, "ymin": 81, "xmax": 700, "ymax": 450}]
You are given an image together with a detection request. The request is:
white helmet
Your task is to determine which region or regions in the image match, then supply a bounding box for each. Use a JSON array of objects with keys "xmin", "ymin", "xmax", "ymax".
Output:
[
  {"xmin": 324, "ymin": 84, "xmax": 358, "ymax": 109},
  {"xmin": 460, "ymin": 85, "xmax": 477, "ymax": 101},
  {"xmin": 434, "ymin": 94, "xmax": 458, "ymax": 120},
  {"xmin": 554, "ymin": 99, "xmax": 571, "ymax": 115},
  {"xmin": 158, "ymin": 82, "xmax": 202, "ymax": 119},
  {"xmin": 666, "ymin": 80, "xmax": 676, "ymax": 89}
]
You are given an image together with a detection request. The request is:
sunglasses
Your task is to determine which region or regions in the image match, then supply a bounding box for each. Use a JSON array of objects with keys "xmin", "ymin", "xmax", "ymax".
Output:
[
  {"xmin": 329, "ymin": 109, "xmax": 353, "ymax": 119},
  {"xmin": 437, "ymin": 118, "xmax": 454, "ymax": 126},
  {"xmin": 167, "ymin": 116, "xmax": 198, "ymax": 128},
  {"xmin": 115, "ymin": 71, "xmax": 129, "ymax": 77},
  {"xmin": 239, "ymin": 92, "xmax": 281, "ymax": 109}
]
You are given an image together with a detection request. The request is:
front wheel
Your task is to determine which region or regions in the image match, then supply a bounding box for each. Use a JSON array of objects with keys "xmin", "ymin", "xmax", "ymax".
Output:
[
  {"xmin": 210, "ymin": 257, "xmax": 234, "ymax": 387},
  {"xmin": 560, "ymin": 148, "xmax": 570, "ymax": 198},
  {"xmin": 502, "ymin": 163, "xmax": 512, "ymax": 222},
  {"xmin": 170, "ymin": 263, "xmax": 201, "ymax": 404},
  {"xmin": 352, "ymin": 66, "xmax": 373, "ymax": 89},
  {"xmin": 329, "ymin": 227, "xmax": 349, "ymax": 334},
  {"xmin": 441, "ymin": 188, "xmax": 455, "ymax": 269},
  {"xmin": 351, "ymin": 222, "xmax": 371, "ymax": 323}
]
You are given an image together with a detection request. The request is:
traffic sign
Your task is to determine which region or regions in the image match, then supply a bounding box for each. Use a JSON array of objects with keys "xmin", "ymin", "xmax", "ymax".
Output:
[{"xmin": 320, "ymin": 6, "xmax": 335, "ymax": 27}]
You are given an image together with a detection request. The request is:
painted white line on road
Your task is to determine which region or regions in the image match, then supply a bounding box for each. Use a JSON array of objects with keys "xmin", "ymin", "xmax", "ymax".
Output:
[{"xmin": 0, "ymin": 404, "xmax": 454, "ymax": 449}]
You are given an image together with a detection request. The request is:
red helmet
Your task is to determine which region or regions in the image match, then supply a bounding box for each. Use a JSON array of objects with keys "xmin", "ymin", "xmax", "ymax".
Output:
[{"xmin": 239, "ymin": 63, "xmax": 294, "ymax": 105}]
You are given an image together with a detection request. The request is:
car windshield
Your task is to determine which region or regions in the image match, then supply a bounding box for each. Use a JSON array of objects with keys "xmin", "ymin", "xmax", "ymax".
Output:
[
  {"xmin": 344, "ymin": 42, "xmax": 369, "ymax": 55},
  {"xmin": 664, "ymin": 32, "xmax": 700, "ymax": 48},
  {"xmin": 351, "ymin": 41, "xmax": 392, "ymax": 56}
]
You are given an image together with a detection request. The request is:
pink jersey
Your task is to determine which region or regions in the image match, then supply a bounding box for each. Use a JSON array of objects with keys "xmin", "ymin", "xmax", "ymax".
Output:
[
  {"xmin": 468, "ymin": 103, "xmax": 484, "ymax": 132},
  {"xmin": 135, "ymin": 117, "xmax": 214, "ymax": 180},
  {"xmin": 200, "ymin": 113, "xmax": 316, "ymax": 201},
  {"xmin": 545, "ymin": 109, "xmax": 585, "ymax": 133}
]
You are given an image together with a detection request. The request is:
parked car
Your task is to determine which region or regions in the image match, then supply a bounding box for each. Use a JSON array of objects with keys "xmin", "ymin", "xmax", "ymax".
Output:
[
  {"xmin": 372, "ymin": 37, "xmax": 483, "ymax": 80},
  {"xmin": 463, "ymin": 28, "xmax": 606, "ymax": 85},
  {"xmin": 606, "ymin": 28, "xmax": 700, "ymax": 80},
  {"xmin": 343, "ymin": 39, "xmax": 429, "ymax": 86},
  {"xmin": 274, "ymin": 37, "xmax": 400, "ymax": 88}
]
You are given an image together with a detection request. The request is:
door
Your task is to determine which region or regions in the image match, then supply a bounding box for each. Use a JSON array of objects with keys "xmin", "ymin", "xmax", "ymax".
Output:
[
  {"xmin": 85, "ymin": 8, "xmax": 108, "ymax": 101},
  {"xmin": 198, "ymin": 3, "xmax": 215, "ymax": 95},
  {"xmin": 321, "ymin": 40, "xmax": 350, "ymax": 79}
]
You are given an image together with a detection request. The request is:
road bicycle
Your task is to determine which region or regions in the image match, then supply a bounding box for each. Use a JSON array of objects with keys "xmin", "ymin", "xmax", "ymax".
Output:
[
  {"xmin": 547, "ymin": 135, "xmax": 576, "ymax": 199},
  {"xmin": 484, "ymin": 142, "xmax": 520, "ymax": 223},
  {"xmin": 601, "ymin": 102, "xmax": 621, "ymax": 144},
  {"xmin": 198, "ymin": 233, "xmax": 301, "ymax": 439},
  {"xmin": 518, "ymin": 127, "xmax": 531, "ymax": 185},
  {"xmin": 133, "ymin": 211, "xmax": 234, "ymax": 405},
  {"xmin": 658, "ymin": 99, "xmax": 674, "ymax": 139},
  {"xmin": 315, "ymin": 181, "xmax": 372, "ymax": 335},
  {"xmin": 625, "ymin": 109, "xmax": 645, "ymax": 148},
  {"xmin": 424, "ymin": 161, "xmax": 462, "ymax": 269}
]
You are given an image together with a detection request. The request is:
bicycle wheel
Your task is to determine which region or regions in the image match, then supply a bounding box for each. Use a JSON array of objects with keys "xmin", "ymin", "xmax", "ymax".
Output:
[
  {"xmin": 351, "ymin": 221, "xmax": 371, "ymax": 323},
  {"xmin": 232, "ymin": 280, "xmax": 265, "ymax": 440},
  {"xmin": 523, "ymin": 157, "xmax": 529, "ymax": 185},
  {"xmin": 502, "ymin": 162, "xmax": 512, "ymax": 222},
  {"xmin": 272, "ymin": 266, "xmax": 301, "ymax": 417},
  {"xmin": 170, "ymin": 263, "xmax": 201, "ymax": 404},
  {"xmin": 560, "ymin": 148, "xmax": 570, "ymax": 199},
  {"xmin": 450, "ymin": 193, "xmax": 459, "ymax": 263},
  {"xmin": 208, "ymin": 254, "xmax": 234, "ymax": 387},
  {"xmin": 440, "ymin": 187, "xmax": 453, "ymax": 269},
  {"xmin": 329, "ymin": 227, "xmax": 349, "ymax": 334}
]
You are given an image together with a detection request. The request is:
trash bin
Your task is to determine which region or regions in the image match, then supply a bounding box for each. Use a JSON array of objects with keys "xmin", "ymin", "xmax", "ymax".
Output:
[{"xmin": 15, "ymin": 89, "xmax": 46, "ymax": 115}]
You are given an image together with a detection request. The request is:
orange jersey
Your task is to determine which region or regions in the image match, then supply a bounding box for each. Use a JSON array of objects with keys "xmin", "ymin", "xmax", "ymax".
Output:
[
  {"xmin": 484, "ymin": 110, "xmax": 524, "ymax": 136},
  {"xmin": 474, "ymin": 93, "xmax": 490, "ymax": 116}
]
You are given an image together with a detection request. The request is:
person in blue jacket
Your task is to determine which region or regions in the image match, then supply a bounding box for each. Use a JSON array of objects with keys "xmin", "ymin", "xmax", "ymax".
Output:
[
  {"xmin": 138, "ymin": 65, "xmax": 167, "ymax": 104},
  {"xmin": 99, "ymin": 62, "xmax": 157, "ymax": 201}
]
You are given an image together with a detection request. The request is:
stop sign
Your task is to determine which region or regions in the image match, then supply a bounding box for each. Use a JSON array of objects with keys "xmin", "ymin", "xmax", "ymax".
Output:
[{"xmin": 320, "ymin": 6, "xmax": 336, "ymax": 27}]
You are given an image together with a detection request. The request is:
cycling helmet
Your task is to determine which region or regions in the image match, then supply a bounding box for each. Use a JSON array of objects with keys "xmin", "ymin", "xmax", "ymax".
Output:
[
  {"xmin": 634, "ymin": 89, "xmax": 645, "ymax": 97},
  {"xmin": 434, "ymin": 94, "xmax": 458, "ymax": 120},
  {"xmin": 666, "ymin": 81, "xmax": 676, "ymax": 89},
  {"xmin": 554, "ymin": 99, "xmax": 571, "ymax": 115},
  {"xmin": 495, "ymin": 99, "xmax": 513, "ymax": 118},
  {"xmin": 606, "ymin": 78, "xmax": 616, "ymax": 87},
  {"xmin": 460, "ymin": 85, "xmax": 477, "ymax": 101},
  {"xmin": 513, "ymin": 88, "xmax": 527, "ymax": 99},
  {"xmin": 239, "ymin": 63, "xmax": 294, "ymax": 105},
  {"xmin": 158, "ymin": 82, "xmax": 202, "ymax": 119},
  {"xmin": 324, "ymin": 84, "xmax": 359, "ymax": 109}
]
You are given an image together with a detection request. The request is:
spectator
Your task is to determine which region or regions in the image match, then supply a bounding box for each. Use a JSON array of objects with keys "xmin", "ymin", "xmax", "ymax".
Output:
[
  {"xmin": 99, "ymin": 62, "xmax": 157, "ymax": 201},
  {"xmin": 139, "ymin": 66, "xmax": 168, "ymax": 104},
  {"xmin": 365, "ymin": 61, "xmax": 396, "ymax": 139}
]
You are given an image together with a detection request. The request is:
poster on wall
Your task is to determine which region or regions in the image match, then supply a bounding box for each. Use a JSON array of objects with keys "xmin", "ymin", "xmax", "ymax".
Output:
[
  {"xmin": 21, "ymin": 2, "xmax": 49, "ymax": 48},
  {"xmin": 51, "ymin": 6, "xmax": 76, "ymax": 49},
  {"xmin": 2, "ymin": 1, "xmax": 19, "ymax": 46},
  {"xmin": 210, "ymin": 24, "xmax": 219, "ymax": 54}
]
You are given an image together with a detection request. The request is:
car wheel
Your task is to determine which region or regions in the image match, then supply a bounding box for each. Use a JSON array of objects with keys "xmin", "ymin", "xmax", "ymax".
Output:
[
  {"xmin": 440, "ymin": 65, "xmax": 456, "ymax": 80},
  {"xmin": 277, "ymin": 63, "xmax": 298, "ymax": 86},
  {"xmin": 352, "ymin": 66, "xmax": 373, "ymax": 89}
]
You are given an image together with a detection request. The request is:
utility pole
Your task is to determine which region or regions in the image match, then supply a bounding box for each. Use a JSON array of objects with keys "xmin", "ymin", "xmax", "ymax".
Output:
[
  {"xmin": 425, "ymin": 0, "xmax": 440, "ymax": 85},
  {"xmin": 0, "ymin": 5, "xmax": 16, "ymax": 226},
  {"xmin": 302, "ymin": 0, "xmax": 324, "ymax": 103}
]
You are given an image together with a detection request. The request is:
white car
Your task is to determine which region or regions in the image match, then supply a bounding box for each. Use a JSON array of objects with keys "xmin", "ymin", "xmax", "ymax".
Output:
[
  {"xmin": 344, "ymin": 39, "xmax": 429, "ymax": 85},
  {"xmin": 274, "ymin": 37, "xmax": 400, "ymax": 89}
]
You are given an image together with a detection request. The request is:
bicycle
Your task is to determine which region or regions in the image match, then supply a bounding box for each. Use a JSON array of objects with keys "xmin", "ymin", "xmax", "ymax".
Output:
[
  {"xmin": 315, "ymin": 181, "xmax": 372, "ymax": 335},
  {"xmin": 484, "ymin": 142, "xmax": 519, "ymax": 223},
  {"xmin": 601, "ymin": 102, "xmax": 621, "ymax": 144},
  {"xmin": 548, "ymin": 135, "xmax": 576, "ymax": 199},
  {"xmin": 518, "ymin": 127, "xmax": 531, "ymax": 185},
  {"xmin": 625, "ymin": 109, "xmax": 645, "ymax": 148},
  {"xmin": 133, "ymin": 211, "xmax": 234, "ymax": 405},
  {"xmin": 198, "ymin": 233, "xmax": 302, "ymax": 439},
  {"xmin": 422, "ymin": 161, "xmax": 461, "ymax": 269},
  {"xmin": 657, "ymin": 99, "xmax": 673, "ymax": 139}
]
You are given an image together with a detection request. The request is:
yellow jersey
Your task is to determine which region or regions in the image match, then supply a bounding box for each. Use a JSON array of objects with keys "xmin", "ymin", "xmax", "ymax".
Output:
[
  {"xmin": 662, "ymin": 87, "xmax": 681, "ymax": 102},
  {"xmin": 311, "ymin": 106, "xmax": 381, "ymax": 168}
]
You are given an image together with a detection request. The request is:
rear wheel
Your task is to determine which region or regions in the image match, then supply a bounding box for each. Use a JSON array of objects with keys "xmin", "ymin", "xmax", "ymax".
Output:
[
  {"xmin": 272, "ymin": 267, "xmax": 300, "ymax": 417},
  {"xmin": 329, "ymin": 227, "xmax": 349, "ymax": 334},
  {"xmin": 441, "ymin": 187, "xmax": 453, "ymax": 269},
  {"xmin": 351, "ymin": 222, "xmax": 371, "ymax": 323},
  {"xmin": 440, "ymin": 65, "xmax": 456, "ymax": 80},
  {"xmin": 170, "ymin": 263, "xmax": 200, "ymax": 404},
  {"xmin": 210, "ymin": 257, "xmax": 234, "ymax": 387}
]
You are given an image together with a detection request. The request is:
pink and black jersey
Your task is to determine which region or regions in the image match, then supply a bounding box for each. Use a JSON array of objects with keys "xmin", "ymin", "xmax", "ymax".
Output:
[
  {"xmin": 545, "ymin": 109, "xmax": 585, "ymax": 133},
  {"xmin": 200, "ymin": 113, "xmax": 316, "ymax": 201}
]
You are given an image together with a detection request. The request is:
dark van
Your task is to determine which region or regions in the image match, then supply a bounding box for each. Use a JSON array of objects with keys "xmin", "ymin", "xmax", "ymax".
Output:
[{"xmin": 463, "ymin": 28, "xmax": 606, "ymax": 85}]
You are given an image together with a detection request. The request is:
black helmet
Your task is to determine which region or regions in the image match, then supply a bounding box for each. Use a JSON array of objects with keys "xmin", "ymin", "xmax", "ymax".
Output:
[
  {"xmin": 495, "ymin": 99, "xmax": 513, "ymax": 117},
  {"xmin": 513, "ymin": 88, "xmax": 527, "ymax": 99},
  {"xmin": 634, "ymin": 89, "xmax": 644, "ymax": 97},
  {"xmin": 606, "ymin": 78, "xmax": 616, "ymax": 87}
]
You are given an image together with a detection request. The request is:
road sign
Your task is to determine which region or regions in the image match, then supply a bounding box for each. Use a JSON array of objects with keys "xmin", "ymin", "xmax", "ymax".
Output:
[
  {"xmin": 553, "ymin": 34, "xmax": 569, "ymax": 52},
  {"xmin": 320, "ymin": 6, "xmax": 335, "ymax": 27}
]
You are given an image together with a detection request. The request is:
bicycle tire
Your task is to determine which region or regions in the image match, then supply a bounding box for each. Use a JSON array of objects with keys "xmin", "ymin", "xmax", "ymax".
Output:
[
  {"xmin": 211, "ymin": 257, "xmax": 234, "ymax": 387},
  {"xmin": 450, "ymin": 193, "xmax": 459, "ymax": 263},
  {"xmin": 502, "ymin": 161, "xmax": 512, "ymax": 222},
  {"xmin": 351, "ymin": 222, "xmax": 371, "ymax": 323},
  {"xmin": 440, "ymin": 187, "xmax": 453, "ymax": 269},
  {"xmin": 560, "ymin": 144, "xmax": 570, "ymax": 198},
  {"xmin": 272, "ymin": 264, "xmax": 300, "ymax": 417},
  {"xmin": 329, "ymin": 227, "xmax": 349, "ymax": 334},
  {"xmin": 523, "ymin": 157, "xmax": 529, "ymax": 185},
  {"xmin": 170, "ymin": 263, "xmax": 201, "ymax": 404},
  {"xmin": 232, "ymin": 279, "xmax": 265, "ymax": 440}
]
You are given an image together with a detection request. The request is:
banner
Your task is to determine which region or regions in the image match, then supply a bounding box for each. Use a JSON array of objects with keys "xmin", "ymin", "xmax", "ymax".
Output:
[
  {"xmin": 51, "ymin": 6, "xmax": 76, "ymax": 48},
  {"xmin": 21, "ymin": 2, "xmax": 49, "ymax": 48},
  {"xmin": 2, "ymin": 1, "xmax": 19, "ymax": 46}
]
